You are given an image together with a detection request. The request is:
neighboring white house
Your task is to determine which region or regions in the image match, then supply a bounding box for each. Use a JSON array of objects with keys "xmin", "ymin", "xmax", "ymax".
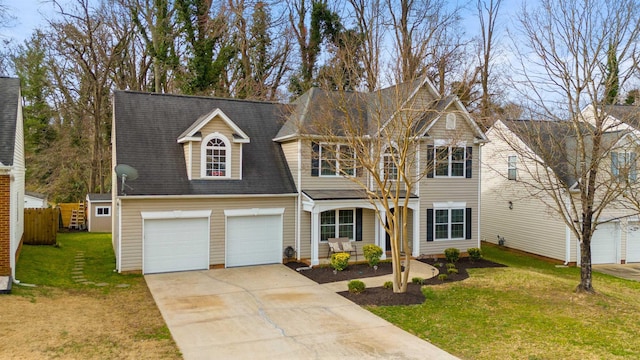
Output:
[
  {"xmin": 24, "ymin": 191, "xmax": 48, "ymax": 209},
  {"xmin": 86, "ymin": 193, "xmax": 112, "ymax": 233},
  {"xmin": 482, "ymin": 105, "xmax": 640, "ymax": 265},
  {"xmin": 0, "ymin": 77, "xmax": 25, "ymax": 290}
]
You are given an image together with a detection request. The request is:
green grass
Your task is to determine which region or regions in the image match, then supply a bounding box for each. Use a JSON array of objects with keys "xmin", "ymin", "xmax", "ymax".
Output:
[
  {"xmin": 15, "ymin": 232, "xmax": 141, "ymax": 292},
  {"xmin": 369, "ymin": 245, "xmax": 640, "ymax": 360}
]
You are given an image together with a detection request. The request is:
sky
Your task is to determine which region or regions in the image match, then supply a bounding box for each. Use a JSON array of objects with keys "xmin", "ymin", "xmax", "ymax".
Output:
[{"xmin": 3, "ymin": 0, "xmax": 62, "ymax": 44}]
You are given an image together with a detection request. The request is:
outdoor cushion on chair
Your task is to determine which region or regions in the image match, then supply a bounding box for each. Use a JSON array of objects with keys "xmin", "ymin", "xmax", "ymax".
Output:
[
  {"xmin": 339, "ymin": 239, "xmax": 357, "ymax": 262},
  {"xmin": 327, "ymin": 239, "xmax": 342, "ymax": 258}
]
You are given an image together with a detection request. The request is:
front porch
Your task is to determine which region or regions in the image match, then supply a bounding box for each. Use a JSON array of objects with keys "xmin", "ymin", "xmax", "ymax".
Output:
[{"xmin": 301, "ymin": 190, "xmax": 420, "ymax": 265}]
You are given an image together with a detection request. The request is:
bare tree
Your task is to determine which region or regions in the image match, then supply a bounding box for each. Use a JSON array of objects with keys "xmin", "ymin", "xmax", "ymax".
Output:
[
  {"xmin": 501, "ymin": 0, "xmax": 640, "ymax": 293},
  {"xmin": 477, "ymin": 0, "xmax": 501, "ymax": 119},
  {"xmin": 346, "ymin": 0, "xmax": 383, "ymax": 91}
]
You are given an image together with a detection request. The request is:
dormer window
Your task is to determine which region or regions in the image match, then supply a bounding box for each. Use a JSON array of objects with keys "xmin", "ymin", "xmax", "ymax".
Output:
[{"xmin": 202, "ymin": 133, "xmax": 231, "ymax": 178}]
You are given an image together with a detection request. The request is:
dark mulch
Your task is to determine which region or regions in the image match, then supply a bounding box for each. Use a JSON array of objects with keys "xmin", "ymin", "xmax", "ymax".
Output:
[{"xmin": 286, "ymin": 258, "xmax": 506, "ymax": 306}]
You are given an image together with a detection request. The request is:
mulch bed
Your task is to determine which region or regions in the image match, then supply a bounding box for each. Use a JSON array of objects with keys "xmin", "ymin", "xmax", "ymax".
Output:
[{"xmin": 286, "ymin": 258, "xmax": 506, "ymax": 306}]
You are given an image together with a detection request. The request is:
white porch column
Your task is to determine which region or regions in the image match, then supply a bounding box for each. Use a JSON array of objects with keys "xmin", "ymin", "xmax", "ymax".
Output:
[
  {"xmin": 412, "ymin": 207, "xmax": 420, "ymax": 257},
  {"xmin": 310, "ymin": 208, "xmax": 320, "ymax": 265},
  {"xmin": 378, "ymin": 209, "xmax": 387, "ymax": 260}
]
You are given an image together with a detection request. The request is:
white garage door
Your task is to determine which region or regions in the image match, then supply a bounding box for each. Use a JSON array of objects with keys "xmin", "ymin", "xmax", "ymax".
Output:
[
  {"xmin": 591, "ymin": 223, "xmax": 619, "ymax": 264},
  {"xmin": 144, "ymin": 218, "xmax": 210, "ymax": 274},
  {"xmin": 627, "ymin": 222, "xmax": 640, "ymax": 263},
  {"xmin": 226, "ymin": 215, "xmax": 282, "ymax": 267}
]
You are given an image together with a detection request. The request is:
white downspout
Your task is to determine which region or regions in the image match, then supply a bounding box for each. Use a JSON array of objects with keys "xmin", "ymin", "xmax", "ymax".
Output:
[{"xmin": 296, "ymin": 139, "xmax": 302, "ymax": 260}]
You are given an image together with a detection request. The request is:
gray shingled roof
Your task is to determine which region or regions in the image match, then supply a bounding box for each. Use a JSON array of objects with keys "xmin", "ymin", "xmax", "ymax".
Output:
[
  {"xmin": 87, "ymin": 193, "xmax": 112, "ymax": 202},
  {"xmin": 113, "ymin": 91, "xmax": 296, "ymax": 196},
  {"xmin": 604, "ymin": 104, "xmax": 640, "ymax": 129},
  {"xmin": 0, "ymin": 78, "xmax": 20, "ymax": 166},
  {"xmin": 502, "ymin": 119, "xmax": 623, "ymax": 188}
]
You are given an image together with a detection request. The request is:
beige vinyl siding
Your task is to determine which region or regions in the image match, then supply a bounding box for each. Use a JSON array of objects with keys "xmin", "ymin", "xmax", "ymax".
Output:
[
  {"xmin": 299, "ymin": 140, "xmax": 363, "ymax": 190},
  {"xmin": 191, "ymin": 118, "xmax": 242, "ymax": 179},
  {"xmin": 280, "ymin": 140, "xmax": 300, "ymax": 189},
  {"xmin": 299, "ymin": 211, "xmax": 311, "ymax": 258},
  {"xmin": 118, "ymin": 196, "xmax": 296, "ymax": 272},
  {"xmin": 88, "ymin": 202, "xmax": 112, "ymax": 232},
  {"xmin": 481, "ymin": 127, "xmax": 570, "ymax": 262},
  {"xmin": 183, "ymin": 143, "xmax": 192, "ymax": 179}
]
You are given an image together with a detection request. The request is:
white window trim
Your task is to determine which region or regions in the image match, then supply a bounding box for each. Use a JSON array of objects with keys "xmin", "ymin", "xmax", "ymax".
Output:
[
  {"xmin": 380, "ymin": 144, "xmax": 399, "ymax": 181},
  {"xmin": 508, "ymin": 155, "xmax": 517, "ymax": 180},
  {"xmin": 95, "ymin": 206, "xmax": 111, "ymax": 217},
  {"xmin": 445, "ymin": 113, "xmax": 456, "ymax": 130},
  {"xmin": 434, "ymin": 146, "xmax": 467, "ymax": 178},
  {"xmin": 201, "ymin": 132, "xmax": 231, "ymax": 179},
  {"xmin": 319, "ymin": 208, "xmax": 355, "ymax": 242},
  {"xmin": 433, "ymin": 202, "xmax": 466, "ymax": 241},
  {"xmin": 319, "ymin": 143, "xmax": 356, "ymax": 177}
]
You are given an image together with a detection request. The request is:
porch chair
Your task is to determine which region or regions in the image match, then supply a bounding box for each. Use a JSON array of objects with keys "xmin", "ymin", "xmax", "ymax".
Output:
[{"xmin": 327, "ymin": 237, "xmax": 358, "ymax": 262}]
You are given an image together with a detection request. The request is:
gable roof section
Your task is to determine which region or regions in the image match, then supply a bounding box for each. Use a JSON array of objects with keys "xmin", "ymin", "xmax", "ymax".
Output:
[
  {"xmin": 603, "ymin": 104, "xmax": 640, "ymax": 130},
  {"xmin": 177, "ymin": 108, "xmax": 250, "ymax": 143},
  {"xmin": 0, "ymin": 78, "xmax": 20, "ymax": 166},
  {"xmin": 274, "ymin": 77, "xmax": 487, "ymax": 142},
  {"xmin": 113, "ymin": 91, "xmax": 296, "ymax": 196}
]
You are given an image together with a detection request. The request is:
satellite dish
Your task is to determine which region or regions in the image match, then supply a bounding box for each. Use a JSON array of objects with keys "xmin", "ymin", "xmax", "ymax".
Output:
[{"xmin": 115, "ymin": 164, "xmax": 139, "ymax": 195}]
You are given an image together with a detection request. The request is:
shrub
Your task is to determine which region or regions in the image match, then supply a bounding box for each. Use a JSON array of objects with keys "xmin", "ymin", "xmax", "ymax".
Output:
[
  {"xmin": 348, "ymin": 280, "xmax": 366, "ymax": 294},
  {"xmin": 435, "ymin": 262, "xmax": 444, "ymax": 268},
  {"xmin": 383, "ymin": 281, "xmax": 393, "ymax": 289},
  {"xmin": 412, "ymin": 277, "xmax": 425, "ymax": 285},
  {"xmin": 446, "ymin": 263, "xmax": 456, "ymax": 269},
  {"xmin": 438, "ymin": 274, "xmax": 448, "ymax": 281},
  {"xmin": 468, "ymin": 247, "xmax": 482, "ymax": 262},
  {"xmin": 362, "ymin": 244, "xmax": 383, "ymax": 267},
  {"xmin": 330, "ymin": 253, "xmax": 350, "ymax": 271},
  {"xmin": 448, "ymin": 268, "xmax": 458, "ymax": 275},
  {"xmin": 444, "ymin": 248, "xmax": 460, "ymax": 263}
]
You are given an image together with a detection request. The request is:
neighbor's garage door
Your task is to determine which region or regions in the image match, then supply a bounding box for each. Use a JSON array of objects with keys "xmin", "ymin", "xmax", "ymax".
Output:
[
  {"xmin": 226, "ymin": 215, "xmax": 282, "ymax": 267},
  {"xmin": 144, "ymin": 217, "xmax": 209, "ymax": 274},
  {"xmin": 591, "ymin": 223, "xmax": 619, "ymax": 264},
  {"xmin": 627, "ymin": 222, "xmax": 640, "ymax": 263}
]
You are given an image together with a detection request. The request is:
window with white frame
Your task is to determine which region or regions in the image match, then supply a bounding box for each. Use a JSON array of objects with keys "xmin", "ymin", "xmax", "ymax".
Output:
[
  {"xmin": 320, "ymin": 144, "xmax": 355, "ymax": 176},
  {"xmin": 434, "ymin": 146, "xmax": 466, "ymax": 177},
  {"xmin": 320, "ymin": 209, "xmax": 355, "ymax": 241},
  {"xmin": 382, "ymin": 146, "xmax": 398, "ymax": 180},
  {"xmin": 507, "ymin": 155, "xmax": 517, "ymax": 180},
  {"xmin": 96, "ymin": 206, "xmax": 111, "ymax": 217},
  {"xmin": 202, "ymin": 134, "xmax": 230, "ymax": 178},
  {"xmin": 612, "ymin": 151, "xmax": 637, "ymax": 182},
  {"xmin": 434, "ymin": 208, "xmax": 465, "ymax": 240}
]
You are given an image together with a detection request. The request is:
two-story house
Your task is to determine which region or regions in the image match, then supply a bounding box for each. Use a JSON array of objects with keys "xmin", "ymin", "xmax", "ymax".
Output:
[
  {"xmin": 112, "ymin": 77, "xmax": 488, "ymax": 273},
  {"xmin": 482, "ymin": 105, "xmax": 640, "ymax": 265}
]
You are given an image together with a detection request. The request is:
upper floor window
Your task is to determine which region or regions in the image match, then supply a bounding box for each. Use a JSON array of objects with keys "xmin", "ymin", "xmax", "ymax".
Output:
[
  {"xmin": 202, "ymin": 134, "xmax": 230, "ymax": 178},
  {"xmin": 382, "ymin": 146, "xmax": 398, "ymax": 180},
  {"xmin": 427, "ymin": 144, "xmax": 472, "ymax": 178},
  {"xmin": 319, "ymin": 144, "xmax": 355, "ymax": 177},
  {"xmin": 507, "ymin": 155, "xmax": 517, "ymax": 180},
  {"xmin": 612, "ymin": 151, "xmax": 637, "ymax": 182}
]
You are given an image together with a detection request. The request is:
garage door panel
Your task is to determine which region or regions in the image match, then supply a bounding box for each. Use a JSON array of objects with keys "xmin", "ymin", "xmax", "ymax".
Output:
[
  {"xmin": 591, "ymin": 223, "xmax": 618, "ymax": 265},
  {"xmin": 627, "ymin": 223, "xmax": 640, "ymax": 263},
  {"xmin": 227, "ymin": 215, "xmax": 282, "ymax": 267},
  {"xmin": 144, "ymin": 218, "xmax": 209, "ymax": 274}
]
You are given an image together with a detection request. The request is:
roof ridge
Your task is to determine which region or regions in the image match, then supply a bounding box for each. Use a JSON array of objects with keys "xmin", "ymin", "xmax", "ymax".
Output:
[{"xmin": 114, "ymin": 90, "xmax": 286, "ymax": 106}]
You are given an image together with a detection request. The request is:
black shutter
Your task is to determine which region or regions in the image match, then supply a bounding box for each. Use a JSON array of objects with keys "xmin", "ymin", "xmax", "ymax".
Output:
[
  {"xmin": 465, "ymin": 208, "xmax": 472, "ymax": 239},
  {"xmin": 356, "ymin": 208, "xmax": 363, "ymax": 241},
  {"xmin": 311, "ymin": 142, "xmax": 319, "ymax": 176},
  {"xmin": 427, "ymin": 208, "xmax": 434, "ymax": 241},
  {"xmin": 465, "ymin": 147, "xmax": 473, "ymax": 178},
  {"xmin": 427, "ymin": 145, "xmax": 434, "ymax": 178}
]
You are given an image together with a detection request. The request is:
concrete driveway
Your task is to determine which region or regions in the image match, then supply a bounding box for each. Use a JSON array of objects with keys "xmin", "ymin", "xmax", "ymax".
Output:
[
  {"xmin": 593, "ymin": 263, "xmax": 640, "ymax": 281},
  {"xmin": 145, "ymin": 264, "xmax": 458, "ymax": 360}
]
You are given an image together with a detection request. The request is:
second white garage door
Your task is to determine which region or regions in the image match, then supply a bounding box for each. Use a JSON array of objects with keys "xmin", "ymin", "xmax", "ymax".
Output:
[
  {"xmin": 591, "ymin": 223, "xmax": 619, "ymax": 264},
  {"xmin": 226, "ymin": 214, "xmax": 282, "ymax": 267},
  {"xmin": 627, "ymin": 222, "xmax": 640, "ymax": 263}
]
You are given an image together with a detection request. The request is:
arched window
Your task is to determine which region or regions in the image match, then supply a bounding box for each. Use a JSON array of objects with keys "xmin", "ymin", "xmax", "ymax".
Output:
[{"xmin": 203, "ymin": 135, "xmax": 229, "ymax": 177}]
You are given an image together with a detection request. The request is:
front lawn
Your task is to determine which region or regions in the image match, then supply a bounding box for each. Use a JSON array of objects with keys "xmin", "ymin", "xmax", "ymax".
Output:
[
  {"xmin": 2, "ymin": 232, "xmax": 181, "ymax": 359},
  {"xmin": 370, "ymin": 245, "xmax": 640, "ymax": 360}
]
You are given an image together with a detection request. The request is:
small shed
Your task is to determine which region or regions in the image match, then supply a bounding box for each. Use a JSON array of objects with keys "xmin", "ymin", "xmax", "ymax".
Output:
[
  {"xmin": 24, "ymin": 191, "xmax": 48, "ymax": 208},
  {"xmin": 86, "ymin": 193, "xmax": 112, "ymax": 233}
]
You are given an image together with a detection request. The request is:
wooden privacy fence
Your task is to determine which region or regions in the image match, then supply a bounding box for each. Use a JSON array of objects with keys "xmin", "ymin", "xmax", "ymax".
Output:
[{"xmin": 24, "ymin": 208, "xmax": 60, "ymax": 245}]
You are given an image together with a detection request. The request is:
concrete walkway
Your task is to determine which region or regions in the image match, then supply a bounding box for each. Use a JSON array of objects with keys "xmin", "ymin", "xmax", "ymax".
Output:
[
  {"xmin": 146, "ymin": 264, "xmax": 457, "ymax": 360},
  {"xmin": 593, "ymin": 263, "xmax": 640, "ymax": 282},
  {"xmin": 321, "ymin": 259, "xmax": 439, "ymax": 292}
]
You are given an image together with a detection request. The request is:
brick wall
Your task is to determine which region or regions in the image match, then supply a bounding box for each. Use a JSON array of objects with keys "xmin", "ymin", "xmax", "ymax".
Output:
[{"xmin": 0, "ymin": 175, "xmax": 11, "ymax": 276}]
